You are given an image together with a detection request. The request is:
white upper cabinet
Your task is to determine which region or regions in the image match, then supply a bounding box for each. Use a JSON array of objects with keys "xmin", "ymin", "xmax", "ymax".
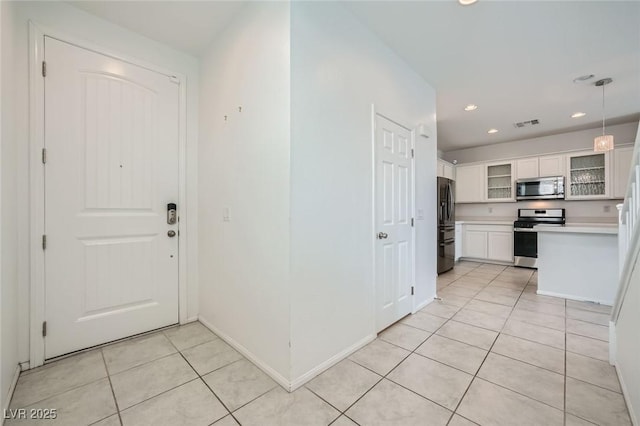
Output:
[
  {"xmin": 486, "ymin": 161, "xmax": 514, "ymax": 202},
  {"xmin": 437, "ymin": 159, "xmax": 456, "ymax": 180},
  {"xmin": 516, "ymin": 155, "xmax": 565, "ymax": 180},
  {"xmin": 453, "ymin": 146, "xmax": 632, "ymax": 204},
  {"xmin": 456, "ymin": 164, "xmax": 485, "ymax": 203},
  {"xmin": 538, "ymin": 154, "xmax": 565, "ymax": 177},
  {"xmin": 565, "ymin": 150, "xmax": 610, "ymax": 200},
  {"xmin": 613, "ymin": 146, "xmax": 634, "ymax": 199},
  {"xmin": 515, "ymin": 158, "xmax": 539, "ymax": 179}
]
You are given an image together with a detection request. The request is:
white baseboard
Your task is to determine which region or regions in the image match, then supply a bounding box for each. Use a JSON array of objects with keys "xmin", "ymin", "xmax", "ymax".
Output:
[
  {"xmin": 197, "ymin": 315, "xmax": 291, "ymax": 391},
  {"xmin": 608, "ymin": 321, "xmax": 616, "ymax": 365},
  {"xmin": 458, "ymin": 257, "xmax": 513, "ymax": 266},
  {"xmin": 615, "ymin": 363, "xmax": 638, "ymax": 426},
  {"xmin": 19, "ymin": 362, "xmax": 29, "ymax": 372},
  {"xmin": 536, "ymin": 290, "xmax": 613, "ymax": 306},
  {"xmin": 289, "ymin": 333, "xmax": 375, "ymax": 392},
  {"xmin": 2, "ymin": 364, "xmax": 21, "ymax": 425},
  {"xmin": 414, "ymin": 296, "xmax": 436, "ymax": 313},
  {"xmin": 184, "ymin": 316, "xmax": 199, "ymax": 324}
]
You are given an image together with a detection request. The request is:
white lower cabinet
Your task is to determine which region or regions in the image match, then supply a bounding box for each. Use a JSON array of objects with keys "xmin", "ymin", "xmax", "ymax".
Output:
[
  {"xmin": 487, "ymin": 231, "xmax": 514, "ymax": 262},
  {"xmin": 455, "ymin": 223, "xmax": 462, "ymax": 261},
  {"xmin": 463, "ymin": 229, "xmax": 487, "ymax": 259},
  {"xmin": 462, "ymin": 224, "xmax": 513, "ymax": 263}
]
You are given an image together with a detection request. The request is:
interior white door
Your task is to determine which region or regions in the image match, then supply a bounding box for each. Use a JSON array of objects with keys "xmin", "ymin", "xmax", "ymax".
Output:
[
  {"xmin": 44, "ymin": 37, "xmax": 180, "ymax": 358},
  {"xmin": 375, "ymin": 114, "xmax": 414, "ymax": 332}
]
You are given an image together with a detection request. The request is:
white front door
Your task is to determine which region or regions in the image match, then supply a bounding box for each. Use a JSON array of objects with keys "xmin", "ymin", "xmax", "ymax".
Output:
[
  {"xmin": 374, "ymin": 114, "xmax": 414, "ymax": 332},
  {"xmin": 44, "ymin": 37, "xmax": 180, "ymax": 358}
]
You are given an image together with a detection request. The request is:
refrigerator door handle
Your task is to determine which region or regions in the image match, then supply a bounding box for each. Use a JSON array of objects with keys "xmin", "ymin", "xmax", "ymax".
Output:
[{"xmin": 447, "ymin": 182, "xmax": 454, "ymax": 222}]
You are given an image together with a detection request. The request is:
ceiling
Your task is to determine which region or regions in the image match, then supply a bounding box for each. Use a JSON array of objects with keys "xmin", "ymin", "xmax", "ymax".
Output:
[
  {"xmin": 69, "ymin": 1, "xmax": 246, "ymax": 55},
  {"xmin": 69, "ymin": 1, "xmax": 640, "ymax": 151}
]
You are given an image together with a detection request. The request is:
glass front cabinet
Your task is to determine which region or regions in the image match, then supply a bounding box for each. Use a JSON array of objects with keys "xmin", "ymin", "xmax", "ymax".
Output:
[
  {"xmin": 565, "ymin": 151, "xmax": 611, "ymax": 200},
  {"xmin": 485, "ymin": 161, "xmax": 514, "ymax": 202}
]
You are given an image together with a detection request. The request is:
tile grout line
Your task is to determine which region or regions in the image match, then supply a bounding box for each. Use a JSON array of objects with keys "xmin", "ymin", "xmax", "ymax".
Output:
[
  {"xmin": 446, "ymin": 267, "xmax": 623, "ymax": 407},
  {"xmin": 346, "ymin": 307, "xmax": 465, "ymax": 419},
  {"xmin": 163, "ymin": 330, "xmax": 243, "ymax": 425},
  {"xmin": 305, "ymin": 382, "xmax": 370, "ymax": 425},
  {"xmin": 446, "ymin": 264, "xmax": 531, "ymax": 422},
  {"xmin": 9, "ymin": 375, "xmax": 109, "ymax": 412},
  {"xmin": 176, "ymin": 350, "xmax": 244, "ymax": 425},
  {"xmin": 101, "ymin": 349, "xmax": 124, "ymax": 426},
  {"xmin": 348, "ymin": 263, "xmax": 502, "ymax": 423},
  {"xmin": 166, "ymin": 329, "xmax": 301, "ymax": 425}
]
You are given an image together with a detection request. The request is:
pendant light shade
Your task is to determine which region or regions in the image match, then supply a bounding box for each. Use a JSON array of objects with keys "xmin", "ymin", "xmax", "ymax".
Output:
[
  {"xmin": 594, "ymin": 134, "xmax": 614, "ymax": 152},
  {"xmin": 594, "ymin": 78, "xmax": 614, "ymax": 152}
]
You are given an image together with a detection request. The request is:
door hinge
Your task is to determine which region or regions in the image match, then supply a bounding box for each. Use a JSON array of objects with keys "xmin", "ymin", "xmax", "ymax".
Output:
[
  {"xmin": 411, "ymin": 149, "xmax": 414, "ymax": 158},
  {"xmin": 42, "ymin": 321, "xmax": 47, "ymax": 337},
  {"xmin": 411, "ymin": 218, "xmax": 414, "ymax": 227},
  {"xmin": 42, "ymin": 148, "xmax": 47, "ymax": 164},
  {"xmin": 42, "ymin": 61, "xmax": 47, "ymax": 77},
  {"xmin": 42, "ymin": 235, "xmax": 47, "ymax": 250},
  {"xmin": 411, "ymin": 286, "xmax": 415, "ymax": 296}
]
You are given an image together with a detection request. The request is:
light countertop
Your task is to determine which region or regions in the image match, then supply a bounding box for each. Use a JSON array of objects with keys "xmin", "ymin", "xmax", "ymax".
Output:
[
  {"xmin": 536, "ymin": 223, "xmax": 618, "ymax": 235},
  {"xmin": 455, "ymin": 217, "xmax": 514, "ymax": 226}
]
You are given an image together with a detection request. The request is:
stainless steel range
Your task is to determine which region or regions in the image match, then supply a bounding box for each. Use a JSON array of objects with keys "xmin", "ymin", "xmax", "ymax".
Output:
[{"xmin": 513, "ymin": 208, "xmax": 565, "ymax": 269}]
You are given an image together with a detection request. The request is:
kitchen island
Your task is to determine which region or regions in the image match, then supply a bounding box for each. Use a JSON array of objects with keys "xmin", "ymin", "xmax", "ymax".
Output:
[{"xmin": 536, "ymin": 224, "xmax": 618, "ymax": 305}]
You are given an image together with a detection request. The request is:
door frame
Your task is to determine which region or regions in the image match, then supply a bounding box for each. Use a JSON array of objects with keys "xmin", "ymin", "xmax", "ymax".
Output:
[
  {"xmin": 371, "ymin": 105, "xmax": 417, "ymax": 332},
  {"xmin": 28, "ymin": 21, "xmax": 190, "ymax": 367}
]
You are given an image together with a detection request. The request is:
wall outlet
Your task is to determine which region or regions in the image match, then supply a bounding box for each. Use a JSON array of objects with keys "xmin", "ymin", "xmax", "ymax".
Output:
[
  {"xmin": 223, "ymin": 207, "xmax": 230, "ymax": 221},
  {"xmin": 603, "ymin": 205, "xmax": 611, "ymax": 213},
  {"xmin": 488, "ymin": 207, "xmax": 493, "ymax": 214}
]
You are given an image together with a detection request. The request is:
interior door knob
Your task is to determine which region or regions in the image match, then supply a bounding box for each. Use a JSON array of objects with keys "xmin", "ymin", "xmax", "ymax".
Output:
[
  {"xmin": 377, "ymin": 232, "xmax": 388, "ymax": 239},
  {"xmin": 167, "ymin": 230, "xmax": 176, "ymax": 238}
]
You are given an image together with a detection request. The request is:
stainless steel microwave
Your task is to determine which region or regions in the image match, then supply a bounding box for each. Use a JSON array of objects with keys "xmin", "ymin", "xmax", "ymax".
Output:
[{"xmin": 515, "ymin": 176, "xmax": 565, "ymax": 200}]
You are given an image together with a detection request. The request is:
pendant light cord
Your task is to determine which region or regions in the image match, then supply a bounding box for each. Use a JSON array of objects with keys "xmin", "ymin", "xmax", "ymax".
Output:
[{"xmin": 602, "ymin": 83, "xmax": 606, "ymax": 137}]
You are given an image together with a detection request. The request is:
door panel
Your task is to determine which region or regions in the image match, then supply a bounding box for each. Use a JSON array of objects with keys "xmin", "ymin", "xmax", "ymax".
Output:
[
  {"xmin": 375, "ymin": 115, "xmax": 413, "ymax": 332},
  {"xmin": 44, "ymin": 37, "xmax": 179, "ymax": 358}
]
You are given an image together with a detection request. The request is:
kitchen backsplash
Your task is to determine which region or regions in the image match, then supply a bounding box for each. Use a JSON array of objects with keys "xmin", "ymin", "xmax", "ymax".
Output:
[{"xmin": 456, "ymin": 199, "xmax": 621, "ymax": 224}]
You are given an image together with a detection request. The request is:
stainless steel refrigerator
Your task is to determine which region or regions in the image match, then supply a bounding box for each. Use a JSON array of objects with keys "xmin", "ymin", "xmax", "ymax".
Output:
[{"xmin": 437, "ymin": 177, "xmax": 455, "ymax": 274}]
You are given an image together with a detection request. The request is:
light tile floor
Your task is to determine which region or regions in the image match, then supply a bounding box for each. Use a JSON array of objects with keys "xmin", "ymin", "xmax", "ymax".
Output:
[{"xmin": 7, "ymin": 261, "xmax": 632, "ymax": 425}]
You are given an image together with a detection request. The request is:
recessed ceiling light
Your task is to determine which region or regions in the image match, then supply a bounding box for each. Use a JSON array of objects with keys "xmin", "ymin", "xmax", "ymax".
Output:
[
  {"xmin": 459, "ymin": 0, "xmax": 478, "ymax": 5},
  {"xmin": 573, "ymin": 74, "xmax": 595, "ymax": 84},
  {"xmin": 571, "ymin": 112, "xmax": 587, "ymax": 118},
  {"xmin": 464, "ymin": 104, "xmax": 478, "ymax": 111},
  {"xmin": 487, "ymin": 128, "xmax": 499, "ymax": 134}
]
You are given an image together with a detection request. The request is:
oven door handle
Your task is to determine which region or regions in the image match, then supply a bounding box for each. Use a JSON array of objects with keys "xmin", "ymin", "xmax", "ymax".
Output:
[{"xmin": 513, "ymin": 228, "xmax": 537, "ymax": 233}]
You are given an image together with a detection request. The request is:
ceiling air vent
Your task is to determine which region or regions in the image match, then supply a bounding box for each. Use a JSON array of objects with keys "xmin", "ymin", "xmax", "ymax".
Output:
[{"xmin": 513, "ymin": 119, "xmax": 540, "ymax": 128}]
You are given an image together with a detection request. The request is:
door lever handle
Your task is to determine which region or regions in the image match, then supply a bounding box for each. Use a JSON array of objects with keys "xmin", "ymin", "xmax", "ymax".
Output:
[{"xmin": 377, "ymin": 232, "xmax": 388, "ymax": 239}]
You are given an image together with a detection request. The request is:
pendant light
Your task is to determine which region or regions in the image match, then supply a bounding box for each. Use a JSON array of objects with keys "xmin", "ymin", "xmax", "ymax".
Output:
[{"xmin": 593, "ymin": 78, "xmax": 614, "ymax": 152}]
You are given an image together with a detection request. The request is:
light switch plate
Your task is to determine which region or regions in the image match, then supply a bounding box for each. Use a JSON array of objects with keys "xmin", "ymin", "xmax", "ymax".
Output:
[{"xmin": 223, "ymin": 207, "xmax": 230, "ymax": 221}]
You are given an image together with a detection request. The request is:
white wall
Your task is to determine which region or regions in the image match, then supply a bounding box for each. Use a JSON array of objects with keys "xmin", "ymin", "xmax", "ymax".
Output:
[
  {"xmin": 1, "ymin": 0, "xmax": 21, "ymax": 412},
  {"xmin": 197, "ymin": 2, "xmax": 291, "ymax": 382},
  {"xmin": 443, "ymin": 122, "xmax": 638, "ymax": 164},
  {"xmin": 3, "ymin": 1, "xmax": 200, "ymax": 370},
  {"xmin": 289, "ymin": 2, "xmax": 437, "ymax": 384},
  {"xmin": 615, "ymin": 255, "xmax": 640, "ymax": 424}
]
